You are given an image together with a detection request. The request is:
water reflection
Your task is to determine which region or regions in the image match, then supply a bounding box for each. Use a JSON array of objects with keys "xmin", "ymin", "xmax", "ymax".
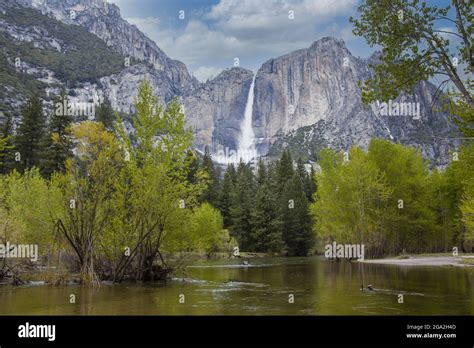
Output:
[{"xmin": 0, "ymin": 257, "xmax": 472, "ymax": 315}]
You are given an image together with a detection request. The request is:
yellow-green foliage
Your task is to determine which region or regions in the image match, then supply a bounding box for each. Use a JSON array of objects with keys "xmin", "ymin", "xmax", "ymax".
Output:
[
  {"xmin": 458, "ymin": 146, "xmax": 474, "ymax": 244},
  {"xmin": 311, "ymin": 145, "xmax": 391, "ymax": 256},
  {"xmin": 311, "ymin": 139, "xmax": 474, "ymax": 257},
  {"xmin": 0, "ymin": 169, "xmax": 61, "ymax": 251},
  {"xmin": 0, "ymin": 80, "xmax": 227, "ymax": 282},
  {"xmin": 189, "ymin": 203, "xmax": 225, "ymax": 254}
]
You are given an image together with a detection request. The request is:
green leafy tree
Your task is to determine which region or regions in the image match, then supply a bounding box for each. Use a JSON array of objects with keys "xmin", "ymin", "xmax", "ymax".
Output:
[
  {"xmin": 5, "ymin": 168, "xmax": 62, "ymax": 250},
  {"xmin": 0, "ymin": 112, "xmax": 15, "ymax": 174},
  {"xmin": 446, "ymin": 93, "xmax": 474, "ymax": 137},
  {"xmin": 460, "ymin": 184, "xmax": 474, "ymax": 246},
  {"xmin": 113, "ymin": 80, "xmax": 206, "ymax": 281},
  {"xmin": 445, "ymin": 144, "xmax": 474, "ymax": 251},
  {"xmin": 459, "ymin": 146, "xmax": 474, "ymax": 249},
  {"xmin": 311, "ymin": 147, "xmax": 391, "ymax": 258},
  {"xmin": 351, "ymin": 1, "xmax": 472, "ymax": 105},
  {"xmin": 351, "ymin": 0, "xmax": 473, "ymax": 134},
  {"xmin": 429, "ymin": 168, "xmax": 459, "ymax": 252},
  {"xmin": 368, "ymin": 139, "xmax": 436, "ymax": 254},
  {"xmin": 189, "ymin": 203, "xmax": 225, "ymax": 256},
  {"xmin": 54, "ymin": 121, "xmax": 123, "ymax": 283}
]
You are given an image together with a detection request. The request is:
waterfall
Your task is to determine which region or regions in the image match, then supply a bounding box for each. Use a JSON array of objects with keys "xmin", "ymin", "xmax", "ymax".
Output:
[
  {"xmin": 237, "ymin": 74, "xmax": 257, "ymax": 162},
  {"xmin": 213, "ymin": 73, "xmax": 257, "ymax": 165}
]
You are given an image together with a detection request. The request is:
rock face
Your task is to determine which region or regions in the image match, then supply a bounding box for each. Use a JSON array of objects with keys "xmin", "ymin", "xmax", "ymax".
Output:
[
  {"xmin": 254, "ymin": 37, "xmax": 370, "ymax": 154},
  {"xmin": 253, "ymin": 37, "xmax": 458, "ymax": 165},
  {"xmin": 17, "ymin": 0, "xmax": 199, "ymax": 92},
  {"xmin": 100, "ymin": 64, "xmax": 177, "ymax": 111},
  {"xmin": 1, "ymin": 1, "xmax": 459, "ymax": 166},
  {"xmin": 183, "ymin": 68, "xmax": 253, "ymax": 154}
]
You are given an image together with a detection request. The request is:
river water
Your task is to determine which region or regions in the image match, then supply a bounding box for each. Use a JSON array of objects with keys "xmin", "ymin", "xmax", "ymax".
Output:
[{"xmin": 0, "ymin": 257, "xmax": 472, "ymax": 315}]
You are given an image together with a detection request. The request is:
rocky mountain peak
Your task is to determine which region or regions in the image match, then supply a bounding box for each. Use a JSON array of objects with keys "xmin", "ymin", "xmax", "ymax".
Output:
[
  {"xmin": 1, "ymin": 1, "xmax": 459, "ymax": 167},
  {"xmin": 252, "ymin": 38, "xmax": 458, "ymax": 165},
  {"xmin": 212, "ymin": 67, "xmax": 253, "ymax": 83},
  {"xmin": 309, "ymin": 36, "xmax": 346, "ymax": 50},
  {"xmin": 18, "ymin": 0, "xmax": 199, "ymax": 92}
]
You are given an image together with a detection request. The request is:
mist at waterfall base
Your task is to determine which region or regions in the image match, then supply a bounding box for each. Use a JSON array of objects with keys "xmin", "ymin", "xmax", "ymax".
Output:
[{"xmin": 214, "ymin": 74, "xmax": 257, "ymax": 165}]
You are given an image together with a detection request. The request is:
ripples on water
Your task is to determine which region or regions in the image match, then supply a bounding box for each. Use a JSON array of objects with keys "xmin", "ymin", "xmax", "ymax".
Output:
[{"xmin": 0, "ymin": 256, "xmax": 472, "ymax": 315}]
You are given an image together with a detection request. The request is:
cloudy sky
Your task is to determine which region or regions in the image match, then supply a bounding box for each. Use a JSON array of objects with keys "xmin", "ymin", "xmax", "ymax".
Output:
[
  {"xmin": 105, "ymin": 0, "xmax": 370, "ymax": 81},
  {"xmin": 107, "ymin": 0, "xmax": 455, "ymax": 83}
]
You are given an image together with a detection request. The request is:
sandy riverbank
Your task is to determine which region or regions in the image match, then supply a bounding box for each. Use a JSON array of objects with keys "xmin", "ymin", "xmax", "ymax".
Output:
[{"xmin": 362, "ymin": 255, "xmax": 474, "ymax": 267}]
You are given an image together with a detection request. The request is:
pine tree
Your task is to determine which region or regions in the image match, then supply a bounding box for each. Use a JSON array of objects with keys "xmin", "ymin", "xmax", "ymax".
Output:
[
  {"xmin": 266, "ymin": 161, "xmax": 279, "ymax": 191},
  {"xmin": 296, "ymin": 158, "xmax": 316, "ymax": 201},
  {"xmin": 217, "ymin": 163, "xmax": 236, "ymax": 228},
  {"xmin": 255, "ymin": 159, "xmax": 267, "ymax": 186},
  {"xmin": 200, "ymin": 146, "xmax": 220, "ymax": 206},
  {"xmin": 186, "ymin": 150, "xmax": 200, "ymax": 185},
  {"xmin": 43, "ymin": 92, "xmax": 74, "ymax": 177},
  {"xmin": 280, "ymin": 174, "xmax": 314, "ymax": 256},
  {"xmin": 277, "ymin": 149, "xmax": 294, "ymax": 190},
  {"xmin": 251, "ymin": 160, "xmax": 283, "ymax": 252},
  {"xmin": 229, "ymin": 161, "xmax": 255, "ymax": 250},
  {"xmin": 15, "ymin": 94, "xmax": 47, "ymax": 172},
  {"xmin": 273, "ymin": 151, "xmax": 315, "ymax": 255},
  {"xmin": 308, "ymin": 166, "xmax": 317, "ymax": 200},
  {"xmin": 0, "ymin": 112, "xmax": 15, "ymax": 174},
  {"xmin": 96, "ymin": 97, "xmax": 115, "ymax": 130}
]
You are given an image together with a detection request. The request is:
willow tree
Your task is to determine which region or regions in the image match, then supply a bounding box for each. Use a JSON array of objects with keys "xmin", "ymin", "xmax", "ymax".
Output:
[
  {"xmin": 460, "ymin": 147, "xmax": 474, "ymax": 248},
  {"xmin": 112, "ymin": 80, "xmax": 206, "ymax": 282},
  {"xmin": 367, "ymin": 139, "xmax": 436, "ymax": 254},
  {"xmin": 311, "ymin": 147, "xmax": 391, "ymax": 258},
  {"xmin": 447, "ymin": 144, "xmax": 474, "ymax": 251},
  {"xmin": 5, "ymin": 169, "xmax": 61, "ymax": 248},
  {"xmin": 55, "ymin": 121, "xmax": 123, "ymax": 284},
  {"xmin": 188, "ymin": 203, "xmax": 225, "ymax": 257},
  {"xmin": 461, "ymin": 185, "xmax": 474, "ymax": 247}
]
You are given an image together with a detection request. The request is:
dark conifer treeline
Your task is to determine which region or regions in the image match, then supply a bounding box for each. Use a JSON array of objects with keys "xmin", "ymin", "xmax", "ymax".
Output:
[
  {"xmin": 196, "ymin": 147, "xmax": 316, "ymax": 256},
  {"xmin": 0, "ymin": 93, "xmax": 115, "ymax": 176}
]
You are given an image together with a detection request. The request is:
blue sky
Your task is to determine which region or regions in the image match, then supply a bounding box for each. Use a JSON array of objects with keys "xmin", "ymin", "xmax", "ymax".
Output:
[{"xmin": 107, "ymin": 0, "xmax": 457, "ymax": 82}]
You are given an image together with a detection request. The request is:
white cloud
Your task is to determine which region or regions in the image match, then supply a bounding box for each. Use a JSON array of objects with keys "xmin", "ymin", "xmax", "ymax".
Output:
[
  {"xmin": 208, "ymin": 0, "xmax": 357, "ymax": 37},
  {"xmin": 205, "ymin": 0, "xmax": 359, "ymax": 59},
  {"xmin": 123, "ymin": 0, "xmax": 361, "ymax": 78}
]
